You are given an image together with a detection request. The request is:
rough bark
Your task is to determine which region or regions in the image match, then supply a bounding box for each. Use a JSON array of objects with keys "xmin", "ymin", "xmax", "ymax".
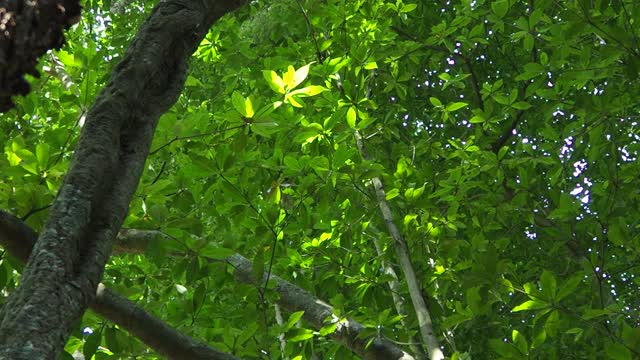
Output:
[
  {"xmin": 0, "ymin": 211, "xmax": 416, "ymax": 360},
  {"xmin": 0, "ymin": 0, "xmax": 247, "ymax": 358},
  {"xmin": 92, "ymin": 285, "xmax": 239, "ymax": 360},
  {"xmin": 354, "ymin": 130, "xmax": 445, "ymax": 360},
  {"xmin": 0, "ymin": 0, "xmax": 82, "ymax": 112},
  {"xmin": 0, "ymin": 211, "xmax": 238, "ymax": 360}
]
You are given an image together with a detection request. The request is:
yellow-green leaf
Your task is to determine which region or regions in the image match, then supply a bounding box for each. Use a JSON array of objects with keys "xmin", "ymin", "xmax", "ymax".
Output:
[
  {"xmin": 346, "ymin": 107, "xmax": 356, "ymax": 128},
  {"xmin": 446, "ymin": 102, "xmax": 468, "ymax": 111},
  {"xmin": 232, "ymin": 91, "xmax": 247, "ymax": 117},
  {"xmin": 363, "ymin": 61, "xmax": 378, "ymax": 70},
  {"xmin": 512, "ymin": 300, "xmax": 548, "ymax": 312},
  {"xmin": 262, "ymin": 70, "xmax": 285, "ymax": 94},
  {"xmin": 244, "ymin": 96, "xmax": 255, "ymax": 118},
  {"xmin": 386, "ymin": 188, "xmax": 400, "ymax": 200},
  {"xmin": 293, "ymin": 63, "xmax": 312, "ymax": 89},
  {"xmin": 283, "ymin": 65, "xmax": 296, "ymax": 88},
  {"xmin": 289, "ymin": 85, "xmax": 326, "ymax": 97}
]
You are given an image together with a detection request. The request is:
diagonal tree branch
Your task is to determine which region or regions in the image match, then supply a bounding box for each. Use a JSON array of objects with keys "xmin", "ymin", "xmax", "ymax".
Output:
[
  {"xmin": 0, "ymin": 1, "xmax": 248, "ymax": 358},
  {"xmin": 367, "ymin": 225, "xmax": 428, "ymax": 360},
  {"xmin": 229, "ymin": 254, "xmax": 417, "ymax": 360},
  {"xmin": 354, "ymin": 130, "xmax": 444, "ymax": 360},
  {"xmin": 0, "ymin": 209, "xmax": 416, "ymax": 360},
  {"xmin": 112, "ymin": 231, "xmax": 419, "ymax": 360},
  {"xmin": 0, "ymin": 209, "xmax": 238, "ymax": 360}
]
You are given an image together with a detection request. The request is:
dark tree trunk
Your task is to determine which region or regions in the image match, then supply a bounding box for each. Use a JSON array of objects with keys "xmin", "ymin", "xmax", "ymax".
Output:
[{"xmin": 0, "ymin": 1, "xmax": 247, "ymax": 358}]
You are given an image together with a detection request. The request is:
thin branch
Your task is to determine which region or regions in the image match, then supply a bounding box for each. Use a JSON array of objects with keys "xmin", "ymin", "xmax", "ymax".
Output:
[
  {"xmin": 461, "ymin": 55, "xmax": 484, "ymax": 110},
  {"xmin": 354, "ymin": 130, "xmax": 444, "ymax": 360},
  {"xmin": 149, "ymin": 124, "xmax": 245, "ymax": 155},
  {"xmin": 150, "ymin": 161, "xmax": 167, "ymax": 185},
  {"xmin": 294, "ymin": 0, "xmax": 324, "ymax": 63},
  {"xmin": 20, "ymin": 204, "xmax": 52, "ymax": 221}
]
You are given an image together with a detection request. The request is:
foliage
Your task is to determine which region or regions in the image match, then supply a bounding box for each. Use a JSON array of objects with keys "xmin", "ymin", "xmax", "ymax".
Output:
[{"xmin": 1, "ymin": 0, "xmax": 639, "ymax": 358}]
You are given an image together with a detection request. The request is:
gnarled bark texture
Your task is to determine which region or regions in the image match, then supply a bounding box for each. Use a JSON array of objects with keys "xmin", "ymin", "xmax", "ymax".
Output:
[
  {"xmin": 0, "ymin": 1, "xmax": 247, "ymax": 358},
  {"xmin": 0, "ymin": 210, "xmax": 238, "ymax": 360}
]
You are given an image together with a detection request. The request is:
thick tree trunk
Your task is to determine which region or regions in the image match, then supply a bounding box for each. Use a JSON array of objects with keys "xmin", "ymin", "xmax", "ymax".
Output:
[{"xmin": 0, "ymin": 1, "xmax": 246, "ymax": 358}]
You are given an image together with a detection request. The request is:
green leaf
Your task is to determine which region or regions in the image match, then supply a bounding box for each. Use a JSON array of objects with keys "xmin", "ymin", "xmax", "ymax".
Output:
[
  {"xmin": 346, "ymin": 107, "xmax": 356, "ymax": 128},
  {"xmin": 540, "ymin": 270, "xmax": 557, "ymax": 300},
  {"xmin": 292, "ymin": 63, "xmax": 312, "ymax": 89},
  {"xmin": 404, "ymin": 184, "xmax": 425, "ymax": 201},
  {"xmin": 446, "ymin": 102, "xmax": 468, "ymax": 111},
  {"xmin": 532, "ymin": 328, "xmax": 547, "ymax": 348},
  {"xmin": 548, "ymin": 193, "xmax": 579, "ymax": 220},
  {"xmin": 104, "ymin": 327, "xmax": 120, "ymax": 354},
  {"xmin": 605, "ymin": 342, "xmax": 632, "ymax": 360},
  {"xmin": 512, "ymin": 300, "xmax": 548, "ymax": 312},
  {"xmin": 288, "ymin": 85, "xmax": 327, "ymax": 97},
  {"xmin": 83, "ymin": 331, "xmax": 101, "ymax": 359},
  {"xmin": 511, "ymin": 101, "xmax": 532, "ymax": 110},
  {"xmin": 288, "ymin": 328, "xmax": 314, "ymax": 342},
  {"xmin": 319, "ymin": 322, "xmax": 338, "ymax": 336},
  {"xmin": 185, "ymin": 75, "xmax": 204, "ymax": 87},
  {"xmin": 252, "ymin": 120, "xmax": 280, "ymax": 137},
  {"xmin": 524, "ymin": 62, "xmax": 544, "ymax": 73},
  {"xmin": 608, "ymin": 221, "xmax": 627, "ymax": 245},
  {"xmin": 232, "ymin": 91, "xmax": 248, "ymax": 117},
  {"xmin": 494, "ymin": 95, "xmax": 510, "ymax": 105},
  {"xmin": 498, "ymin": 146, "xmax": 509, "ymax": 160},
  {"xmin": 263, "ymin": 70, "xmax": 285, "ymax": 94},
  {"xmin": 400, "ymin": 3, "xmax": 417, "ymax": 13},
  {"xmin": 489, "ymin": 339, "xmax": 521, "ymax": 357},
  {"xmin": 512, "ymin": 329, "xmax": 528, "ymax": 355},
  {"xmin": 429, "ymin": 97, "xmax": 442, "ymax": 107},
  {"xmin": 385, "ymin": 188, "xmax": 400, "ymax": 200},
  {"xmin": 363, "ymin": 61, "xmax": 378, "ymax": 70},
  {"xmin": 470, "ymin": 115, "xmax": 485, "ymax": 123},
  {"xmin": 35, "ymin": 143, "xmax": 50, "ymax": 170},
  {"xmin": 491, "ymin": 0, "xmax": 510, "ymax": 18},
  {"xmin": 582, "ymin": 308, "xmax": 613, "ymax": 320},
  {"xmin": 556, "ymin": 274, "xmax": 582, "ymax": 301},
  {"xmin": 285, "ymin": 311, "xmax": 305, "ymax": 331},
  {"xmin": 523, "ymin": 33, "xmax": 534, "ymax": 51}
]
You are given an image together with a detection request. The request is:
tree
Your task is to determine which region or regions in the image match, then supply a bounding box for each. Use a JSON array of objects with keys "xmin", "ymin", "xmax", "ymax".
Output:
[{"xmin": 0, "ymin": 0, "xmax": 639, "ymax": 359}]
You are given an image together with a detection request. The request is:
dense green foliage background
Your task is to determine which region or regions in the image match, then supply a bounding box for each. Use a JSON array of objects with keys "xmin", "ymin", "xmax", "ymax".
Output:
[{"xmin": 1, "ymin": 0, "xmax": 639, "ymax": 358}]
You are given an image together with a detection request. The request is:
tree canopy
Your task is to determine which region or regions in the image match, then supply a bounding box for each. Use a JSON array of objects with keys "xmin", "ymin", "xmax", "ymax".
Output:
[{"xmin": 0, "ymin": 0, "xmax": 639, "ymax": 359}]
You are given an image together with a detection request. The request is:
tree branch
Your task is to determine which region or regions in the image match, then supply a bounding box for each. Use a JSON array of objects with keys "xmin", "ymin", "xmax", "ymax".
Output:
[
  {"xmin": 353, "ymin": 131, "xmax": 444, "ymax": 360},
  {"xmin": 0, "ymin": 210, "xmax": 417, "ymax": 360},
  {"xmin": 0, "ymin": 209, "xmax": 237, "ymax": 360}
]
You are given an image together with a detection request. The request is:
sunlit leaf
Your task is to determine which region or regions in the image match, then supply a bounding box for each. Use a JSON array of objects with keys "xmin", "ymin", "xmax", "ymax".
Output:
[
  {"xmin": 512, "ymin": 300, "xmax": 548, "ymax": 312},
  {"xmin": 263, "ymin": 70, "xmax": 286, "ymax": 93}
]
